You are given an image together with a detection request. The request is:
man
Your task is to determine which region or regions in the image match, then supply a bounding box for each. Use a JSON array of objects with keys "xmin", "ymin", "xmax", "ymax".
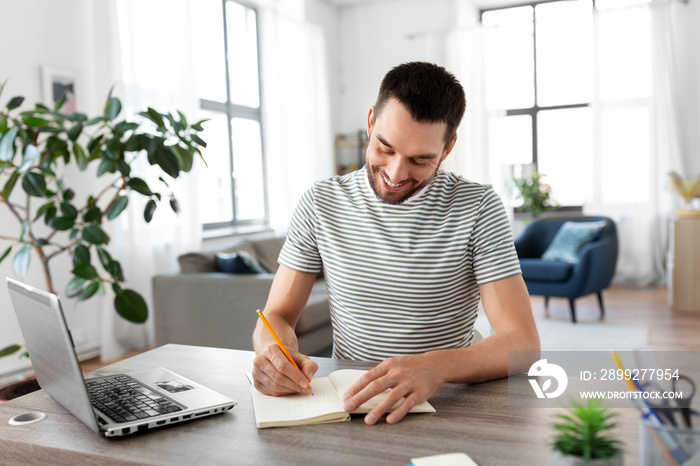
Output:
[{"xmin": 253, "ymin": 62, "xmax": 540, "ymax": 425}]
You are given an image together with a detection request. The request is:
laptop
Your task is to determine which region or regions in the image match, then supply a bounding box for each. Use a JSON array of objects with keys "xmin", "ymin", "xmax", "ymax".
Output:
[{"xmin": 6, "ymin": 277, "xmax": 237, "ymax": 437}]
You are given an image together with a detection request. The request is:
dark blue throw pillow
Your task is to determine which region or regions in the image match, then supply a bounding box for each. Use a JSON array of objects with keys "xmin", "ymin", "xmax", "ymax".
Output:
[{"xmin": 216, "ymin": 253, "xmax": 257, "ymax": 274}]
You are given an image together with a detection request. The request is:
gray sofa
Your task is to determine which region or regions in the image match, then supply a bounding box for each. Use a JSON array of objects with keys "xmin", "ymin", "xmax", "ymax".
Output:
[{"xmin": 152, "ymin": 236, "xmax": 333, "ymax": 356}]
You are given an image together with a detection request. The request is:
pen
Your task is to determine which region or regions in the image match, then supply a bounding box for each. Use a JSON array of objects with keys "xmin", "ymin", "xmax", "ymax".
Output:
[
  {"xmin": 256, "ymin": 309, "xmax": 313, "ymax": 395},
  {"xmin": 610, "ymin": 351, "xmax": 686, "ymax": 465}
]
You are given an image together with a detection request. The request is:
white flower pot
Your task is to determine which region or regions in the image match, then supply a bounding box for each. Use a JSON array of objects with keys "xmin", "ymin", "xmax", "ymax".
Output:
[{"xmin": 549, "ymin": 449, "xmax": 623, "ymax": 466}]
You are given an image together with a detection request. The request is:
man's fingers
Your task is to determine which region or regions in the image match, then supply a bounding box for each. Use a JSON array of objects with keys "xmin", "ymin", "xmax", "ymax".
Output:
[
  {"xmin": 253, "ymin": 346, "xmax": 310, "ymax": 394},
  {"xmin": 385, "ymin": 394, "xmax": 418, "ymax": 424},
  {"xmin": 298, "ymin": 356, "xmax": 318, "ymax": 382},
  {"xmin": 252, "ymin": 366, "xmax": 298, "ymax": 396},
  {"xmin": 362, "ymin": 386, "xmax": 410, "ymax": 425}
]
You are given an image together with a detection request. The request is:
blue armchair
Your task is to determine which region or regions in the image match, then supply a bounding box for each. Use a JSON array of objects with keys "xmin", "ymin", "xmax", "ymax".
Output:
[{"xmin": 514, "ymin": 216, "xmax": 618, "ymax": 323}]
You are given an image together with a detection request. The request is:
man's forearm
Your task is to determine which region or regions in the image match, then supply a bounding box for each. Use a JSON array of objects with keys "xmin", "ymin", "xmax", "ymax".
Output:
[
  {"xmin": 252, "ymin": 311, "xmax": 300, "ymax": 354},
  {"xmin": 425, "ymin": 327, "xmax": 541, "ymax": 386}
]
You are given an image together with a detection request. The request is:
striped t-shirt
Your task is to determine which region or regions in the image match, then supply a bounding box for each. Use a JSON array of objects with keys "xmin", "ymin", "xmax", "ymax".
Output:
[{"xmin": 278, "ymin": 167, "xmax": 521, "ymax": 361}]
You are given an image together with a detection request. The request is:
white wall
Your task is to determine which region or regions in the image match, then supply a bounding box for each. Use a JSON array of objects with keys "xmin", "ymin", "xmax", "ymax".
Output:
[
  {"xmin": 0, "ymin": 0, "xmax": 120, "ymax": 381},
  {"xmin": 335, "ymin": 0, "xmax": 478, "ymax": 135}
]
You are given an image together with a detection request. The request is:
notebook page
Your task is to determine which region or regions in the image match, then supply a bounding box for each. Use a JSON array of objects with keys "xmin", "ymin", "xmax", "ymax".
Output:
[{"xmin": 251, "ymin": 377, "xmax": 347, "ymax": 427}]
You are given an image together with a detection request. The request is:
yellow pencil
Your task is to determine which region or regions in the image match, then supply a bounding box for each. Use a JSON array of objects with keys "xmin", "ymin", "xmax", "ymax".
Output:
[{"xmin": 256, "ymin": 309, "xmax": 313, "ymax": 394}]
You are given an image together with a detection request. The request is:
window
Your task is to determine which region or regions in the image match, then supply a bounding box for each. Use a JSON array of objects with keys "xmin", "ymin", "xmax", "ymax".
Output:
[
  {"xmin": 191, "ymin": 0, "xmax": 268, "ymax": 230},
  {"xmin": 482, "ymin": 0, "xmax": 652, "ymax": 207}
]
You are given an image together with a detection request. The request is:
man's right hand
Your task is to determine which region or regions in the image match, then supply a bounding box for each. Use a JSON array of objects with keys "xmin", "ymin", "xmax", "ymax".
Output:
[{"xmin": 252, "ymin": 343, "xmax": 318, "ymax": 396}]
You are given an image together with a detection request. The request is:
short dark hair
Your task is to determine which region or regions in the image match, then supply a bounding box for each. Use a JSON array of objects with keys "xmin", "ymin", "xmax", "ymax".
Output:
[{"xmin": 374, "ymin": 62, "xmax": 466, "ymax": 144}]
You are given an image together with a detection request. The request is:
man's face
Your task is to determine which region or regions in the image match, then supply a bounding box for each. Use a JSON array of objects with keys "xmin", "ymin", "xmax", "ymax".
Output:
[{"xmin": 365, "ymin": 98, "xmax": 456, "ymax": 205}]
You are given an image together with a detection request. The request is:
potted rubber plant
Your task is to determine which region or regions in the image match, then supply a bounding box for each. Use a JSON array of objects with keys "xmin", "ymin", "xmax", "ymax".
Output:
[
  {"xmin": 550, "ymin": 398, "xmax": 623, "ymax": 465},
  {"xmin": 0, "ymin": 81, "xmax": 206, "ymax": 366}
]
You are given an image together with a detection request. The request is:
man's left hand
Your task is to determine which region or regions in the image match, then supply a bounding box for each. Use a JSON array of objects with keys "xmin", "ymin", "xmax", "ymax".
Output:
[{"xmin": 341, "ymin": 353, "xmax": 445, "ymax": 425}]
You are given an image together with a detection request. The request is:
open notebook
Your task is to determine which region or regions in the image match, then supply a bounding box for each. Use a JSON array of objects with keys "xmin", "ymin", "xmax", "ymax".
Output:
[{"xmin": 251, "ymin": 369, "xmax": 435, "ymax": 428}]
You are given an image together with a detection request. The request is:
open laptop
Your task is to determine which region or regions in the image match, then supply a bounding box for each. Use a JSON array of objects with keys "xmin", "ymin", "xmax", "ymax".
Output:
[{"xmin": 6, "ymin": 277, "xmax": 237, "ymax": 437}]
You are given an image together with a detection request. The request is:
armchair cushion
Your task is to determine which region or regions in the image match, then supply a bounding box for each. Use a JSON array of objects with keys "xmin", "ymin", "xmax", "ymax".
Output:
[
  {"xmin": 519, "ymin": 258, "xmax": 573, "ymax": 282},
  {"xmin": 541, "ymin": 220, "xmax": 606, "ymax": 264}
]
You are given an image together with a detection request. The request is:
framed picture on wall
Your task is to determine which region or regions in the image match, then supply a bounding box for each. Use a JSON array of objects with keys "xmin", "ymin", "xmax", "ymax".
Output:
[{"xmin": 41, "ymin": 66, "xmax": 78, "ymax": 114}]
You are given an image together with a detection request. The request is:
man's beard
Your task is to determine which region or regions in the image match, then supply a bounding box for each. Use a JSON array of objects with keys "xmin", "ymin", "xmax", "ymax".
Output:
[{"xmin": 365, "ymin": 159, "xmax": 439, "ymax": 205}]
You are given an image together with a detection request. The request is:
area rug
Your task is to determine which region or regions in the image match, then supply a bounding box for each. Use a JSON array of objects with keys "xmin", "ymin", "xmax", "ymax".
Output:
[
  {"xmin": 474, "ymin": 316, "xmax": 649, "ymax": 352},
  {"xmin": 534, "ymin": 319, "xmax": 649, "ymax": 352}
]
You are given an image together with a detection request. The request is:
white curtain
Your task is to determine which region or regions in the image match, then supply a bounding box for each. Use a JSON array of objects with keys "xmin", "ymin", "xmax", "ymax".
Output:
[
  {"xmin": 445, "ymin": 26, "xmax": 510, "ymax": 201},
  {"xmin": 258, "ymin": 11, "xmax": 334, "ymax": 230},
  {"xmin": 584, "ymin": 1, "xmax": 686, "ymax": 288},
  {"xmin": 104, "ymin": 0, "xmax": 202, "ymax": 359}
]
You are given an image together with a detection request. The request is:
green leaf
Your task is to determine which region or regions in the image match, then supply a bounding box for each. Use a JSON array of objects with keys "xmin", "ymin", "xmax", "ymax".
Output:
[
  {"xmin": 87, "ymin": 134, "xmax": 104, "ymax": 155},
  {"xmin": 72, "ymin": 143, "xmax": 88, "ymax": 171},
  {"xmin": 114, "ymin": 121, "xmax": 138, "ymax": 136},
  {"xmin": 83, "ymin": 206, "xmax": 101, "ymax": 222},
  {"xmin": 0, "ymin": 344, "xmax": 22, "ymax": 358},
  {"xmin": 73, "ymin": 244, "xmax": 91, "ymax": 266},
  {"xmin": 107, "ymin": 260, "xmax": 125, "ymax": 281},
  {"xmin": 49, "ymin": 216, "xmax": 75, "ymax": 231},
  {"xmin": 54, "ymin": 96, "xmax": 66, "ymax": 112},
  {"xmin": 79, "ymin": 281, "xmax": 101, "ymax": 301},
  {"xmin": 97, "ymin": 159, "xmax": 115, "ymax": 177},
  {"xmin": 72, "ymin": 263, "xmax": 98, "ymax": 280},
  {"xmin": 191, "ymin": 119, "xmax": 208, "ymax": 131},
  {"xmin": 67, "ymin": 123, "xmax": 83, "ymax": 142},
  {"xmin": 2, "ymin": 171, "xmax": 19, "ymax": 200},
  {"xmin": 82, "ymin": 225, "xmax": 110, "ymax": 245},
  {"xmin": 33, "ymin": 238, "xmax": 49, "ymax": 246},
  {"xmin": 177, "ymin": 110, "xmax": 188, "ymax": 128},
  {"xmin": 114, "ymin": 288, "xmax": 148, "ymax": 323},
  {"xmin": 60, "ymin": 201, "xmax": 78, "ymax": 219},
  {"xmin": 69, "ymin": 228, "xmax": 80, "ymax": 240},
  {"xmin": 170, "ymin": 196, "xmax": 180, "ymax": 214},
  {"xmin": 191, "ymin": 134, "xmax": 207, "ymax": 148},
  {"xmin": 155, "ymin": 147, "xmax": 179, "ymax": 178},
  {"xmin": 21, "ymin": 172, "xmax": 47, "ymax": 197},
  {"xmin": 106, "ymin": 195, "xmax": 128, "ymax": 220},
  {"xmin": 104, "ymin": 97, "xmax": 122, "ymax": 121},
  {"xmin": 66, "ymin": 277, "xmax": 85, "ymax": 298},
  {"xmin": 171, "ymin": 145, "xmax": 194, "ymax": 172},
  {"xmin": 116, "ymin": 159, "xmax": 131, "ymax": 177},
  {"xmin": 23, "ymin": 116, "xmax": 48, "ymax": 128},
  {"xmin": 17, "ymin": 145, "xmax": 40, "ymax": 173},
  {"xmin": 20, "ymin": 221, "xmax": 29, "ymax": 242},
  {"xmin": 0, "ymin": 127, "xmax": 17, "ymax": 162},
  {"xmin": 144, "ymin": 199, "xmax": 157, "ymax": 223},
  {"xmin": 96, "ymin": 246, "xmax": 112, "ymax": 269},
  {"xmin": 43, "ymin": 205, "xmax": 57, "ymax": 225},
  {"xmin": 127, "ymin": 177, "xmax": 153, "ymax": 196},
  {"xmin": 12, "ymin": 245, "xmax": 31, "ymax": 277},
  {"xmin": 63, "ymin": 188, "xmax": 75, "ymax": 201},
  {"xmin": 85, "ymin": 116, "xmax": 104, "ymax": 126},
  {"xmin": 7, "ymin": 96, "xmax": 24, "ymax": 110},
  {"xmin": 0, "ymin": 246, "xmax": 12, "ymax": 264}
]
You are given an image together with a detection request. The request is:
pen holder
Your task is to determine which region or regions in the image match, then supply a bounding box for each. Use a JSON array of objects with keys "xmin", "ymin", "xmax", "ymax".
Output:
[{"xmin": 639, "ymin": 417, "xmax": 700, "ymax": 466}]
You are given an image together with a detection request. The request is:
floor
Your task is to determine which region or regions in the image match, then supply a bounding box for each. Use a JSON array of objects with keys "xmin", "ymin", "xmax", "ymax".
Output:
[
  {"xmin": 530, "ymin": 285, "xmax": 700, "ymax": 351},
  {"xmin": 80, "ymin": 285, "xmax": 700, "ymax": 372}
]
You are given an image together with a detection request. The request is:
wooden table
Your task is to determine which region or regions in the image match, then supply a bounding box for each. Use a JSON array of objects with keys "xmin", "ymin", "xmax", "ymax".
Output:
[{"xmin": 0, "ymin": 344, "xmax": 641, "ymax": 465}]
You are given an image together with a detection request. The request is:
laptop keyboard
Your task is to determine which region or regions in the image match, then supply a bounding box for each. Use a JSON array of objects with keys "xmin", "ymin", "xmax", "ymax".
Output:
[{"xmin": 87, "ymin": 375, "xmax": 183, "ymax": 424}]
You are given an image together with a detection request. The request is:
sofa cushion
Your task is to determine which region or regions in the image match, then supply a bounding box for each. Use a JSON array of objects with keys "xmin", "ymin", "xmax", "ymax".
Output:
[
  {"xmin": 251, "ymin": 237, "xmax": 286, "ymax": 273},
  {"xmin": 541, "ymin": 220, "xmax": 606, "ymax": 264},
  {"xmin": 519, "ymin": 258, "xmax": 573, "ymax": 282},
  {"xmin": 216, "ymin": 251, "xmax": 267, "ymax": 274},
  {"xmin": 178, "ymin": 252, "xmax": 218, "ymax": 273}
]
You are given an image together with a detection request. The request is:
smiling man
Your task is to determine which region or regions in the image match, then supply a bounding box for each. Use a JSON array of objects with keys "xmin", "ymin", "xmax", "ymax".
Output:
[{"xmin": 252, "ymin": 62, "xmax": 540, "ymax": 425}]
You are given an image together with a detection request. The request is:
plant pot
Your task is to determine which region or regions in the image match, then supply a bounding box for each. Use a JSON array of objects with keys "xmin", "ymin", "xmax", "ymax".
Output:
[
  {"xmin": 0, "ymin": 377, "xmax": 40, "ymax": 402},
  {"xmin": 549, "ymin": 449, "xmax": 623, "ymax": 466}
]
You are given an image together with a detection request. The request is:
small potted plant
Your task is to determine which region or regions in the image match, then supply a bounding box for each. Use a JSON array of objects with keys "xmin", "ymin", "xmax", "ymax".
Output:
[
  {"xmin": 513, "ymin": 172, "xmax": 559, "ymax": 218},
  {"xmin": 550, "ymin": 398, "xmax": 623, "ymax": 465}
]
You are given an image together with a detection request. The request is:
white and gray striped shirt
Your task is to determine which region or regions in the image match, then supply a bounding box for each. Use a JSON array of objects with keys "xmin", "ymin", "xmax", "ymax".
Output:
[{"xmin": 279, "ymin": 167, "xmax": 521, "ymax": 361}]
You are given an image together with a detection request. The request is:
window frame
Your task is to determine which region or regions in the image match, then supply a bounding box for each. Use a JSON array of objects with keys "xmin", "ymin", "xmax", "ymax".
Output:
[
  {"xmin": 200, "ymin": 0, "xmax": 270, "ymax": 232},
  {"xmin": 481, "ymin": 0, "xmax": 593, "ymax": 209}
]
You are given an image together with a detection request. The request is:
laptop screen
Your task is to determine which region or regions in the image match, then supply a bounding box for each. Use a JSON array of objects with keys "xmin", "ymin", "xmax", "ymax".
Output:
[{"xmin": 7, "ymin": 278, "xmax": 100, "ymax": 433}]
